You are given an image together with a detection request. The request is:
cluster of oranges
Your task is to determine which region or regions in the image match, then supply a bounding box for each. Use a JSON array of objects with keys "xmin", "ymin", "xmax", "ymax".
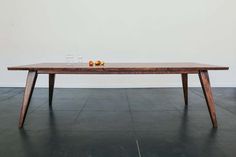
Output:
[{"xmin": 89, "ymin": 60, "xmax": 105, "ymax": 66}]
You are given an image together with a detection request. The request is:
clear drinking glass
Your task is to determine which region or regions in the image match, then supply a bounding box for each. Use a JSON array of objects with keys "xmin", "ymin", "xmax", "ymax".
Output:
[
  {"xmin": 65, "ymin": 54, "xmax": 75, "ymax": 65},
  {"xmin": 77, "ymin": 56, "xmax": 83, "ymax": 63}
]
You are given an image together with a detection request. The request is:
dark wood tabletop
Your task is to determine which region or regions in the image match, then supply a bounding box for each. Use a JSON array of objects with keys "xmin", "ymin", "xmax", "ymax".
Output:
[{"xmin": 8, "ymin": 62, "xmax": 229, "ymax": 74}]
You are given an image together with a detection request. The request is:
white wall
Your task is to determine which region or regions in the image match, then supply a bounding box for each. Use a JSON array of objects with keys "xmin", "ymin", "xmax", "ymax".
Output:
[{"xmin": 0, "ymin": 0, "xmax": 235, "ymax": 88}]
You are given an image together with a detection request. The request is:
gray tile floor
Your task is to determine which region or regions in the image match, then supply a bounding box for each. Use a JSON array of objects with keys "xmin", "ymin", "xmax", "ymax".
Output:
[{"xmin": 0, "ymin": 87, "xmax": 236, "ymax": 157}]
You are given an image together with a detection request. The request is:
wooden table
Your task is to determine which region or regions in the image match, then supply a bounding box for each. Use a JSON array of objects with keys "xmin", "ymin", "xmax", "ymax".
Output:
[{"xmin": 8, "ymin": 63, "xmax": 229, "ymax": 128}]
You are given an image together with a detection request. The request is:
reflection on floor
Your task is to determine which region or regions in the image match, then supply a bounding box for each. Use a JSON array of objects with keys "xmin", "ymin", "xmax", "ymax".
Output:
[{"xmin": 0, "ymin": 88, "xmax": 236, "ymax": 157}]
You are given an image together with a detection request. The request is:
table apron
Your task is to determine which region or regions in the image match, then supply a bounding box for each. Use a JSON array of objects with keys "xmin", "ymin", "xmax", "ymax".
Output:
[{"xmin": 37, "ymin": 70, "xmax": 200, "ymax": 74}]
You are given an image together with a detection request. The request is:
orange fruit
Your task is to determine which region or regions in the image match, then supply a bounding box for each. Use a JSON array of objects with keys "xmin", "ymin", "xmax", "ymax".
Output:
[
  {"xmin": 89, "ymin": 60, "xmax": 94, "ymax": 66},
  {"xmin": 100, "ymin": 61, "xmax": 105, "ymax": 66},
  {"xmin": 95, "ymin": 60, "xmax": 101, "ymax": 66}
]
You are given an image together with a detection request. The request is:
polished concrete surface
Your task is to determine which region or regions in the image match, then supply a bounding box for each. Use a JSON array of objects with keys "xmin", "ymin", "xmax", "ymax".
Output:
[{"xmin": 0, "ymin": 87, "xmax": 236, "ymax": 157}]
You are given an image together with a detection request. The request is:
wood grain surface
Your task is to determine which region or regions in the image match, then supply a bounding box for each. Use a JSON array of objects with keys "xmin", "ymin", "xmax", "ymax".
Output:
[{"xmin": 8, "ymin": 63, "xmax": 229, "ymax": 74}]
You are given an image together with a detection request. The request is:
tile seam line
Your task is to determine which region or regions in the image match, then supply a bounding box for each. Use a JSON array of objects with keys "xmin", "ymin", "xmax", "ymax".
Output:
[
  {"xmin": 136, "ymin": 140, "xmax": 142, "ymax": 157},
  {"xmin": 27, "ymin": 99, "xmax": 49, "ymax": 115},
  {"xmin": 73, "ymin": 92, "xmax": 91, "ymax": 122},
  {"xmin": 125, "ymin": 89, "xmax": 140, "ymax": 137},
  {"xmin": 0, "ymin": 89, "xmax": 24, "ymax": 102},
  {"xmin": 191, "ymin": 88, "xmax": 236, "ymax": 117}
]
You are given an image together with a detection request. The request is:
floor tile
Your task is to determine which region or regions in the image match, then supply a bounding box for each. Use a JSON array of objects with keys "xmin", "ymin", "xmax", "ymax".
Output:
[
  {"xmin": 0, "ymin": 87, "xmax": 236, "ymax": 157},
  {"xmin": 74, "ymin": 111, "xmax": 133, "ymax": 131}
]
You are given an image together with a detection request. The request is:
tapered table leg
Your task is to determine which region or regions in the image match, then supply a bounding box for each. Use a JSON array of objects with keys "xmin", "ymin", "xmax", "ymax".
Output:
[
  {"xmin": 19, "ymin": 71, "xmax": 38, "ymax": 128},
  {"xmin": 49, "ymin": 74, "xmax": 55, "ymax": 106},
  {"xmin": 182, "ymin": 73, "xmax": 188, "ymax": 106},
  {"xmin": 199, "ymin": 70, "xmax": 218, "ymax": 128}
]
